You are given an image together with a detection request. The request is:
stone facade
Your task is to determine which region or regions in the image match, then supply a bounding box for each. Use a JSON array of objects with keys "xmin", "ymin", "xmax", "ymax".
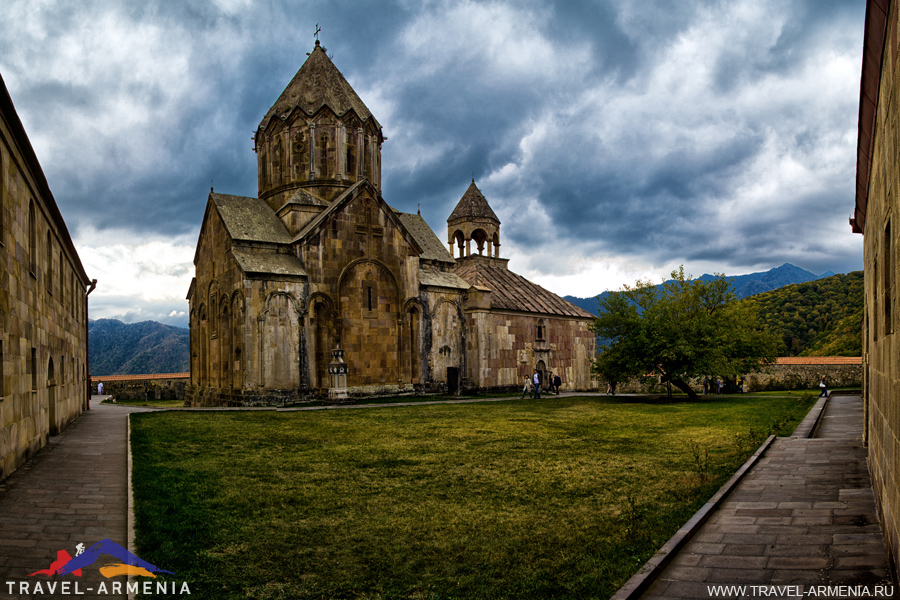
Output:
[
  {"xmin": 853, "ymin": 0, "xmax": 900, "ymax": 580},
  {"xmin": 186, "ymin": 42, "xmax": 596, "ymax": 406},
  {"xmin": 0, "ymin": 73, "xmax": 92, "ymax": 481}
]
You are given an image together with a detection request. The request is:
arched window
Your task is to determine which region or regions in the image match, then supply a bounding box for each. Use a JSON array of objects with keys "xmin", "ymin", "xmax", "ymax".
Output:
[
  {"xmin": 28, "ymin": 200, "xmax": 36, "ymax": 275},
  {"xmin": 537, "ymin": 319, "xmax": 545, "ymax": 341},
  {"xmin": 46, "ymin": 230, "xmax": 52, "ymax": 295},
  {"xmin": 0, "ymin": 150, "xmax": 5, "ymax": 244}
]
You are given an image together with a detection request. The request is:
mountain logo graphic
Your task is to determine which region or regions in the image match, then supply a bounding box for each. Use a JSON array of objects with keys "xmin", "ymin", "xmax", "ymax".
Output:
[{"xmin": 28, "ymin": 539, "xmax": 173, "ymax": 578}]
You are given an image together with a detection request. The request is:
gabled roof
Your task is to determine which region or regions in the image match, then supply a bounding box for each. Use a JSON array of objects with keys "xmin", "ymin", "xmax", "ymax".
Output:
[
  {"xmin": 448, "ymin": 180, "xmax": 499, "ymax": 224},
  {"xmin": 211, "ymin": 193, "xmax": 292, "ymax": 244},
  {"xmin": 453, "ymin": 261, "xmax": 593, "ymax": 318},
  {"xmin": 292, "ymin": 180, "xmax": 423, "ymax": 256},
  {"xmin": 259, "ymin": 40, "xmax": 381, "ymax": 134},
  {"xmin": 394, "ymin": 211, "xmax": 455, "ymax": 263}
]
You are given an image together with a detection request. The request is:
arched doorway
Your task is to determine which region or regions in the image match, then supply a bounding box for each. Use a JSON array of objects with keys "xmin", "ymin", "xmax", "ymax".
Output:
[{"xmin": 536, "ymin": 360, "xmax": 546, "ymax": 391}]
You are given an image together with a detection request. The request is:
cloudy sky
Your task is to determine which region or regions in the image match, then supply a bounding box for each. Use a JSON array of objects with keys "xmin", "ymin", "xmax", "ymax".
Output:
[{"xmin": 1, "ymin": 0, "xmax": 865, "ymax": 329}]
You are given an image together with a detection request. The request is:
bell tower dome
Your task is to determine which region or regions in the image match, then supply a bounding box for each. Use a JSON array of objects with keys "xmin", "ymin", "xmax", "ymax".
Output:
[
  {"xmin": 447, "ymin": 179, "xmax": 501, "ymax": 260},
  {"xmin": 254, "ymin": 40, "xmax": 384, "ymax": 214}
]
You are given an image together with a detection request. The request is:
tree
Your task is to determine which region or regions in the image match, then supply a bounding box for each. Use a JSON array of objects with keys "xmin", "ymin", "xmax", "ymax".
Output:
[{"xmin": 590, "ymin": 267, "xmax": 778, "ymax": 399}]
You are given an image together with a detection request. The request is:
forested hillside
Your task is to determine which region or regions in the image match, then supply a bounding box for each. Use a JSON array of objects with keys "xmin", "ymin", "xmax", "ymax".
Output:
[
  {"xmin": 743, "ymin": 271, "xmax": 863, "ymax": 357},
  {"xmin": 89, "ymin": 319, "xmax": 189, "ymax": 375}
]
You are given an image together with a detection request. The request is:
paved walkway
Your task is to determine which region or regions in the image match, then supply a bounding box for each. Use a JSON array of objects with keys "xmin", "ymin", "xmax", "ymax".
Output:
[
  {"xmin": 640, "ymin": 394, "xmax": 893, "ymax": 599},
  {"xmin": 0, "ymin": 397, "xmax": 149, "ymax": 600}
]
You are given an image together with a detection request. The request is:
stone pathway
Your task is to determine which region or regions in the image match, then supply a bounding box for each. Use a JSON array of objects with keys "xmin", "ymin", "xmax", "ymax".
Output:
[
  {"xmin": 0, "ymin": 397, "xmax": 149, "ymax": 600},
  {"xmin": 640, "ymin": 394, "xmax": 892, "ymax": 599}
]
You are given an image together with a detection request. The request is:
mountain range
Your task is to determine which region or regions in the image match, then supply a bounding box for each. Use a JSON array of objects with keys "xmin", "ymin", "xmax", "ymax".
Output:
[
  {"xmin": 563, "ymin": 263, "xmax": 835, "ymax": 315},
  {"xmin": 89, "ymin": 319, "xmax": 189, "ymax": 375}
]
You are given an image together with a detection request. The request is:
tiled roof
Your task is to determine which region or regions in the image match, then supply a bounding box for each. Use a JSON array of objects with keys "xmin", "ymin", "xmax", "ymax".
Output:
[
  {"xmin": 94, "ymin": 373, "xmax": 189, "ymax": 381},
  {"xmin": 232, "ymin": 249, "xmax": 306, "ymax": 278},
  {"xmin": 448, "ymin": 180, "xmax": 499, "ymax": 224},
  {"xmin": 395, "ymin": 211, "xmax": 455, "ymax": 263},
  {"xmin": 419, "ymin": 268, "xmax": 470, "ymax": 290},
  {"xmin": 259, "ymin": 41, "xmax": 380, "ymax": 133},
  {"xmin": 212, "ymin": 193, "xmax": 292, "ymax": 244},
  {"xmin": 775, "ymin": 357, "xmax": 862, "ymax": 365},
  {"xmin": 453, "ymin": 260, "xmax": 593, "ymax": 318}
]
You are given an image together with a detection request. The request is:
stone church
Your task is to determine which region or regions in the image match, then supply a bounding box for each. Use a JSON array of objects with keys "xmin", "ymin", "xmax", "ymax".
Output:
[{"xmin": 186, "ymin": 40, "xmax": 596, "ymax": 406}]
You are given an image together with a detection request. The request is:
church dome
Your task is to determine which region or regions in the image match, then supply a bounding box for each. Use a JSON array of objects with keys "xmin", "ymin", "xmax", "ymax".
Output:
[
  {"xmin": 258, "ymin": 40, "xmax": 381, "ymax": 135},
  {"xmin": 255, "ymin": 40, "xmax": 384, "ymax": 212}
]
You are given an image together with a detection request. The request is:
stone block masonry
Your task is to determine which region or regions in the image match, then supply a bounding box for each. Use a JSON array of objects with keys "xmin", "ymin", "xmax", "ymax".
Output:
[{"xmin": 91, "ymin": 374, "xmax": 189, "ymax": 402}]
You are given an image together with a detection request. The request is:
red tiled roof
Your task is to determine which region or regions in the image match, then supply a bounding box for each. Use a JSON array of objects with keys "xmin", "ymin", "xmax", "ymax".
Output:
[
  {"xmin": 775, "ymin": 357, "xmax": 861, "ymax": 365},
  {"xmin": 93, "ymin": 373, "xmax": 189, "ymax": 381}
]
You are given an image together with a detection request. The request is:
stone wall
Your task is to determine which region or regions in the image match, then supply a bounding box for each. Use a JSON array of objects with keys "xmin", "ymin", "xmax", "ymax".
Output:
[
  {"xmin": 605, "ymin": 358, "xmax": 862, "ymax": 394},
  {"xmin": 0, "ymin": 75, "xmax": 91, "ymax": 482},
  {"xmin": 856, "ymin": 0, "xmax": 900, "ymax": 580},
  {"xmin": 93, "ymin": 374, "xmax": 189, "ymax": 402},
  {"xmin": 745, "ymin": 360, "xmax": 862, "ymax": 391}
]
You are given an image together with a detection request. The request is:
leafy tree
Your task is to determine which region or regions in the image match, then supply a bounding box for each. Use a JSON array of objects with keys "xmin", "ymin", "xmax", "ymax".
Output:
[{"xmin": 591, "ymin": 267, "xmax": 779, "ymax": 399}]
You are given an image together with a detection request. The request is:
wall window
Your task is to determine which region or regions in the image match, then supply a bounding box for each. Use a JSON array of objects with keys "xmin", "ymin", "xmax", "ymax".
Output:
[
  {"xmin": 46, "ymin": 231, "xmax": 53, "ymax": 295},
  {"xmin": 0, "ymin": 340, "xmax": 4, "ymax": 397},
  {"xmin": 0, "ymin": 150, "xmax": 5, "ymax": 245},
  {"xmin": 537, "ymin": 319, "xmax": 545, "ymax": 341},
  {"xmin": 31, "ymin": 348, "xmax": 37, "ymax": 391},
  {"xmin": 884, "ymin": 220, "xmax": 893, "ymax": 336},
  {"xmin": 28, "ymin": 200, "xmax": 36, "ymax": 276}
]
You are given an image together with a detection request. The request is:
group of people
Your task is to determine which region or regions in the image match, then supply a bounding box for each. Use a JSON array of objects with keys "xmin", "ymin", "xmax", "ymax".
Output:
[{"xmin": 522, "ymin": 370, "xmax": 562, "ymax": 398}]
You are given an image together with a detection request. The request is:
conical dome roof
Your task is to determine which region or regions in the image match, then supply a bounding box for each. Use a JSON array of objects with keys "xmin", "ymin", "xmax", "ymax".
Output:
[
  {"xmin": 258, "ymin": 40, "xmax": 381, "ymax": 134},
  {"xmin": 448, "ymin": 180, "xmax": 500, "ymax": 223}
]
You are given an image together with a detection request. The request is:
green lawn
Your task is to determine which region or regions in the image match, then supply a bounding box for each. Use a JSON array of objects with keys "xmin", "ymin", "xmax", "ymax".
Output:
[{"xmin": 130, "ymin": 394, "xmax": 815, "ymax": 600}]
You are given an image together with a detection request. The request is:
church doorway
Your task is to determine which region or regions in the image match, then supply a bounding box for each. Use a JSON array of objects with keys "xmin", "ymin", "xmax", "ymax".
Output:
[
  {"xmin": 536, "ymin": 360, "xmax": 546, "ymax": 390},
  {"xmin": 447, "ymin": 367, "xmax": 459, "ymax": 396}
]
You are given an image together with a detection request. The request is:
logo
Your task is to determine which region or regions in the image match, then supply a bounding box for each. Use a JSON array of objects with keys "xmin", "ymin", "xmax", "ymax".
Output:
[
  {"xmin": 29, "ymin": 539, "xmax": 172, "ymax": 579},
  {"xmin": 4, "ymin": 540, "xmax": 191, "ymax": 596}
]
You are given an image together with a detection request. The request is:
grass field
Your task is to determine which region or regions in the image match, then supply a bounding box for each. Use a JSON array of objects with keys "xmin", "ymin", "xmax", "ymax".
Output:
[{"xmin": 130, "ymin": 394, "xmax": 815, "ymax": 599}]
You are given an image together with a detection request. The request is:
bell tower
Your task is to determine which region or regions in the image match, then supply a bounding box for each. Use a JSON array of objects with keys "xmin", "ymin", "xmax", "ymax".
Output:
[
  {"xmin": 447, "ymin": 179, "xmax": 501, "ymax": 260},
  {"xmin": 254, "ymin": 40, "xmax": 384, "ymax": 219}
]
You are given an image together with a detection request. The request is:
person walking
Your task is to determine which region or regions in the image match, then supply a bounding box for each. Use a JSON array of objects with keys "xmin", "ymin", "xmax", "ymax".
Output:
[
  {"xmin": 547, "ymin": 371, "xmax": 556, "ymax": 394},
  {"xmin": 819, "ymin": 376, "xmax": 828, "ymax": 397},
  {"xmin": 532, "ymin": 370, "xmax": 541, "ymax": 399},
  {"xmin": 553, "ymin": 372, "xmax": 561, "ymax": 395},
  {"xmin": 521, "ymin": 374, "xmax": 530, "ymax": 399}
]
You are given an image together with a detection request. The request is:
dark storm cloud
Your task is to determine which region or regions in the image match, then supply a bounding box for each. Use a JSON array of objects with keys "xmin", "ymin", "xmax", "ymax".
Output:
[{"xmin": 0, "ymin": 0, "xmax": 867, "ymax": 322}]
